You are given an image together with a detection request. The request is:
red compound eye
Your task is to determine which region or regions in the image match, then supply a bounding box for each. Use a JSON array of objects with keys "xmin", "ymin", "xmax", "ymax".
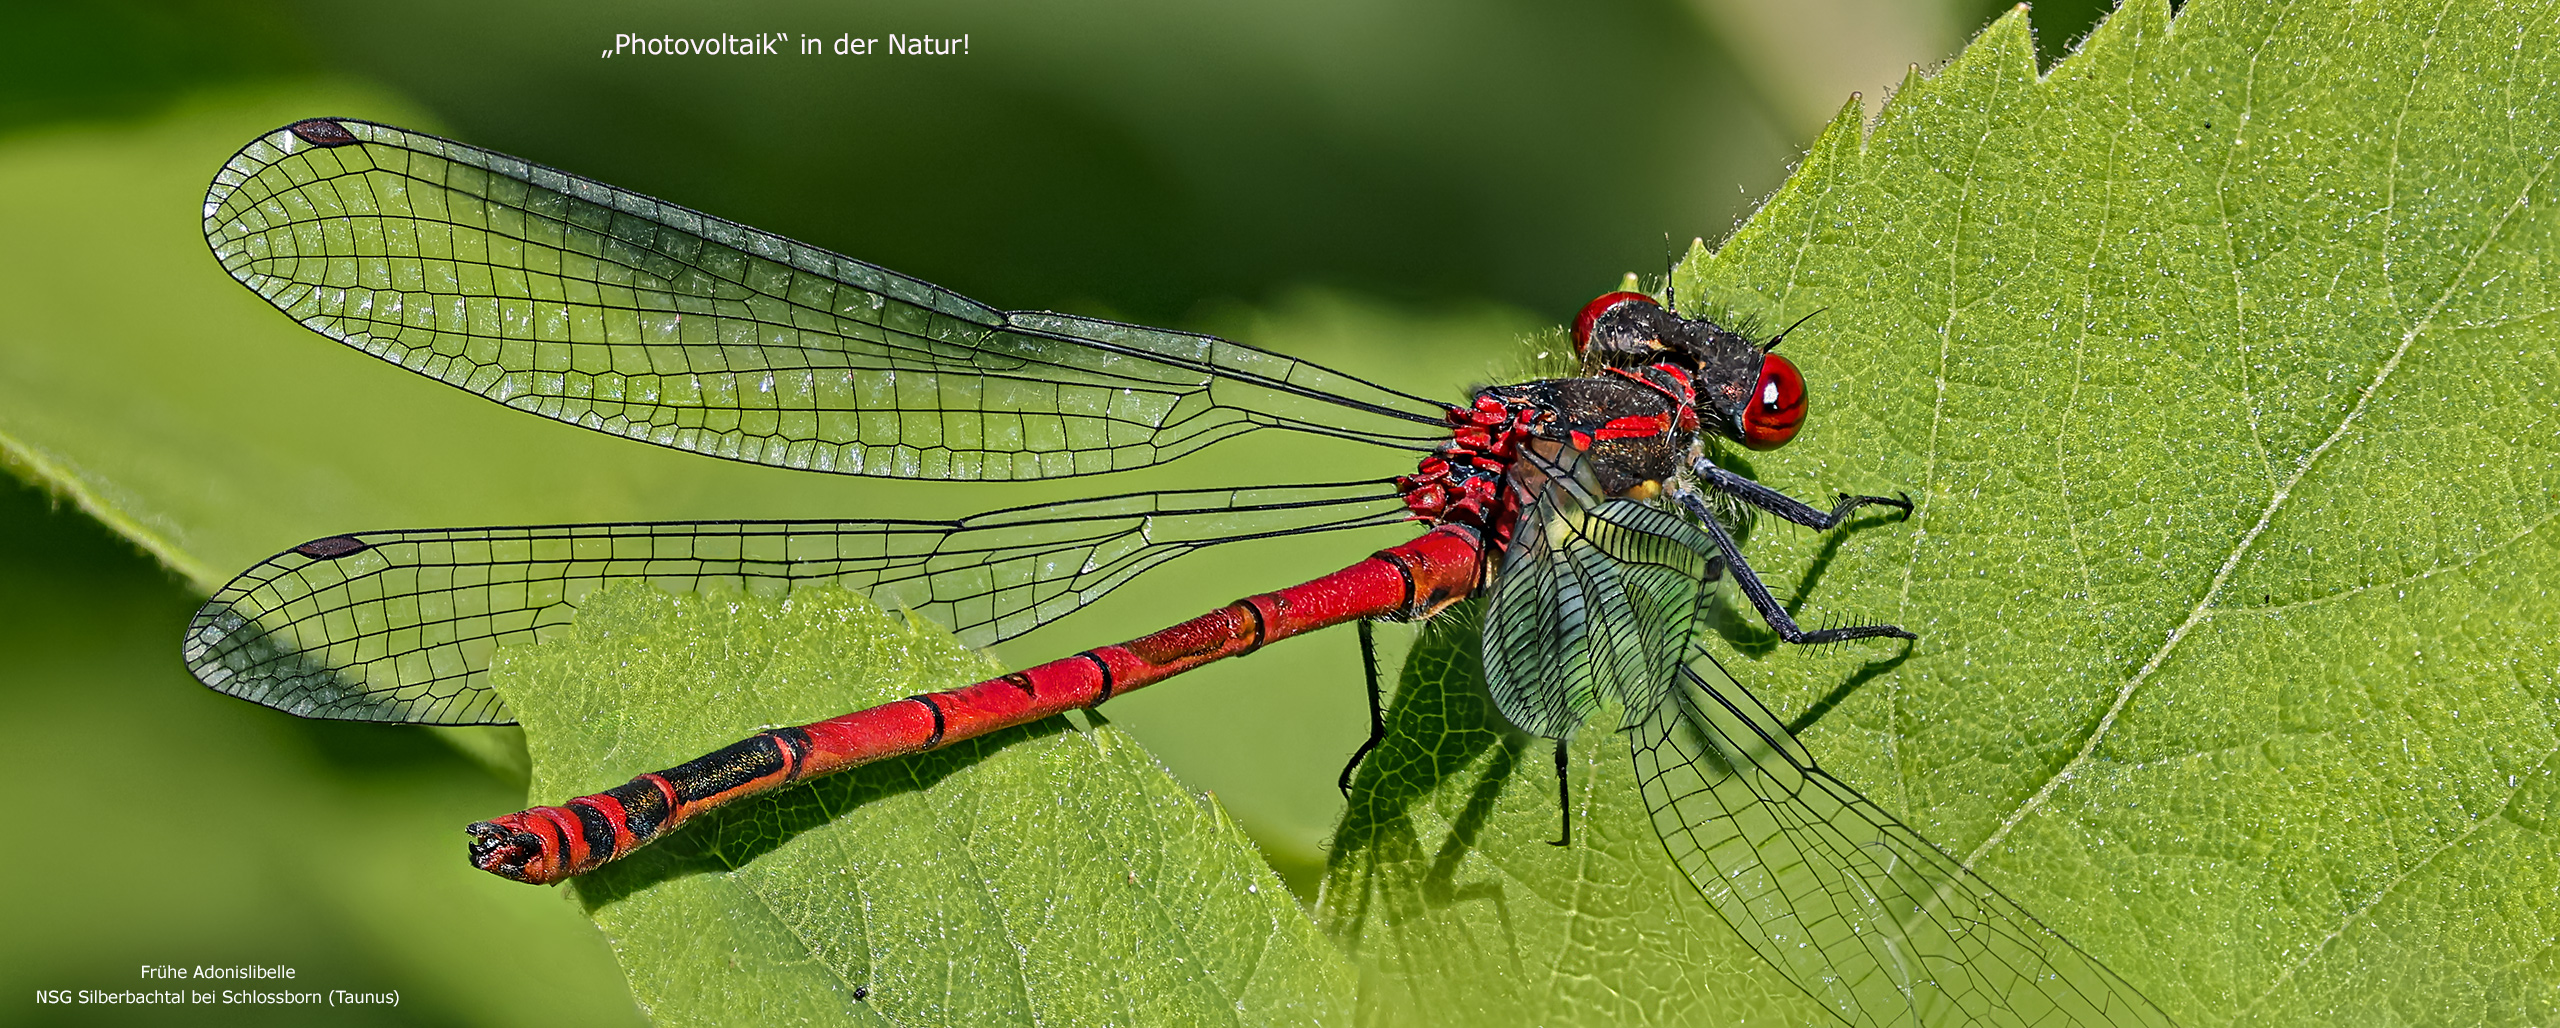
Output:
[
  {"xmin": 1571, "ymin": 291, "xmax": 1659, "ymax": 354},
  {"xmin": 1738, "ymin": 351, "xmax": 1806, "ymax": 450}
]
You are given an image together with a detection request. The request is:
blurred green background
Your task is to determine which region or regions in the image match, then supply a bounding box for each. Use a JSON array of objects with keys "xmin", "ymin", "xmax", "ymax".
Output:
[{"xmin": 0, "ymin": 0, "xmax": 2116, "ymax": 1023}]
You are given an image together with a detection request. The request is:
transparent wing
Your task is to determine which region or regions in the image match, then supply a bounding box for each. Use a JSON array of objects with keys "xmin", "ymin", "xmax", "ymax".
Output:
[
  {"xmin": 1480, "ymin": 447, "xmax": 1718, "ymax": 739},
  {"xmin": 203, "ymin": 119, "xmax": 1449, "ymax": 481},
  {"xmin": 1634, "ymin": 653, "xmax": 2177, "ymax": 1028},
  {"xmin": 183, "ymin": 481, "xmax": 1408, "ymax": 725}
]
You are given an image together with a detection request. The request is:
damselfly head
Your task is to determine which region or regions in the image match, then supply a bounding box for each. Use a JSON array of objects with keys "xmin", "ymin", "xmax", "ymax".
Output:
[{"xmin": 1572, "ymin": 290, "xmax": 1810, "ymax": 452}]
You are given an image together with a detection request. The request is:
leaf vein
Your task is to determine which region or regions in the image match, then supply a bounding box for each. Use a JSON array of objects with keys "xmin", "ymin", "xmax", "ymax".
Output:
[
  {"xmin": 1965, "ymin": 95, "xmax": 2560, "ymax": 872},
  {"xmin": 2236, "ymin": 742, "xmax": 2560, "ymax": 1019}
]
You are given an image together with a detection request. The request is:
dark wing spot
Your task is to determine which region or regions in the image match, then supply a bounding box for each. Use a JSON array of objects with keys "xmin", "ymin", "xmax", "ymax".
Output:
[
  {"xmin": 288, "ymin": 119, "xmax": 360, "ymax": 147},
  {"xmin": 293, "ymin": 535, "xmax": 370, "ymax": 559}
]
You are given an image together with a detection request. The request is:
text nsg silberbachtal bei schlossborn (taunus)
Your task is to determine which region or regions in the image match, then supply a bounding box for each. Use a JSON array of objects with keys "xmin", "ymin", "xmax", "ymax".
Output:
[{"xmin": 30, "ymin": 966, "xmax": 398, "ymax": 1008}]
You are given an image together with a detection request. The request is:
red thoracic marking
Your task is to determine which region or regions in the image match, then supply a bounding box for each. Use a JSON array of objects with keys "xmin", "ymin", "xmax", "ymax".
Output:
[
  {"xmin": 1596, "ymin": 414, "xmax": 1669, "ymax": 441},
  {"xmin": 1620, "ymin": 363, "xmax": 1703, "ymax": 435},
  {"xmin": 1738, "ymin": 352, "xmax": 1807, "ymax": 450},
  {"xmin": 1572, "ymin": 291, "xmax": 1659, "ymax": 353},
  {"xmin": 465, "ymin": 526, "xmax": 1486, "ymax": 885},
  {"xmin": 1605, "ymin": 362, "xmax": 1695, "ymax": 409}
]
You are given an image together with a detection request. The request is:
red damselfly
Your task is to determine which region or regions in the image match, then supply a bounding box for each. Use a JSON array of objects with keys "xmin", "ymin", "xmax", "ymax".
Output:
[{"xmin": 185, "ymin": 118, "xmax": 2172, "ymax": 1028}]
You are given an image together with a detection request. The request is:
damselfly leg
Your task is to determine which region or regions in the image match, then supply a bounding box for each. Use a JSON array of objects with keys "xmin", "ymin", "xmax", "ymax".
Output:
[
  {"xmin": 1337, "ymin": 619, "xmax": 1389, "ymax": 795},
  {"xmin": 1691, "ymin": 456, "xmax": 1914, "ymax": 531},
  {"xmin": 1676, "ymin": 489, "xmax": 1914, "ymax": 645}
]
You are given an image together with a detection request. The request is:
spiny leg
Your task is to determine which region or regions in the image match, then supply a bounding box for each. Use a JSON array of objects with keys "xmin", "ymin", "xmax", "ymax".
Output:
[
  {"xmin": 1337, "ymin": 619, "xmax": 1388, "ymax": 795},
  {"xmin": 1692, "ymin": 457, "xmax": 1912, "ymax": 530},
  {"xmin": 1677, "ymin": 491, "xmax": 1915, "ymax": 644}
]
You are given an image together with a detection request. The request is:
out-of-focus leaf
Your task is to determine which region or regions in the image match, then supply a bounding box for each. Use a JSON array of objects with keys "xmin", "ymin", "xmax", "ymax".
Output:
[{"xmin": 0, "ymin": 474, "xmax": 644, "ymax": 1027}]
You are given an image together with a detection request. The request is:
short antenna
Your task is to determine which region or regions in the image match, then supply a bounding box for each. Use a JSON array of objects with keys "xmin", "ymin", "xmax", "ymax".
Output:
[
  {"xmin": 1662, "ymin": 233, "xmax": 1677, "ymax": 312},
  {"xmin": 1766, "ymin": 307, "xmax": 1827, "ymax": 352}
]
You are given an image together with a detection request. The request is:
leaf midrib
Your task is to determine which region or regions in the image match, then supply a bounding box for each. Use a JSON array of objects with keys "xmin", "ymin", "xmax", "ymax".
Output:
[{"xmin": 1966, "ymin": 49, "xmax": 2560, "ymax": 877}]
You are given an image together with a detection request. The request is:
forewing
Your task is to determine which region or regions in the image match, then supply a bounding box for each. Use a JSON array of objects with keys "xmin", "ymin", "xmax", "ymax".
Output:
[
  {"xmin": 1481, "ymin": 453, "xmax": 1718, "ymax": 739},
  {"xmin": 182, "ymin": 481, "xmax": 1407, "ymax": 724},
  {"xmin": 202, "ymin": 119, "xmax": 1447, "ymax": 481},
  {"xmin": 1633, "ymin": 655, "xmax": 2175, "ymax": 1028}
]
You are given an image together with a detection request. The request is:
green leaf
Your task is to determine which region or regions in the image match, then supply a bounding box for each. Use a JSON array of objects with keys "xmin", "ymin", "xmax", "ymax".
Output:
[
  {"xmin": 496, "ymin": 582, "xmax": 1353, "ymax": 1025},
  {"xmin": 1326, "ymin": 2, "xmax": 2560, "ymax": 1025},
  {"xmin": 1321, "ymin": 603, "xmax": 1844, "ymax": 1025}
]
